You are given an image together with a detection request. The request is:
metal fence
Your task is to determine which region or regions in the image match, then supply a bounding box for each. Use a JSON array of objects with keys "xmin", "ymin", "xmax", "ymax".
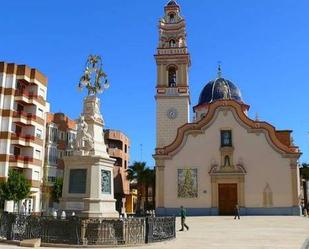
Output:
[{"xmin": 0, "ymin": 212, "xmax": 175, "ymax": 246}]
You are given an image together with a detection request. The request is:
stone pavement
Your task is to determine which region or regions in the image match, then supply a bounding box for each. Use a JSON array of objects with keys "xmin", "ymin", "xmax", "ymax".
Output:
[{"xmin": 1, "ymin": 216, "xmax": 309, "ymax": 249}]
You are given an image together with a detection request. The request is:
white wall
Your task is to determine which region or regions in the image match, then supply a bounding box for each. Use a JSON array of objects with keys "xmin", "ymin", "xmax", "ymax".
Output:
[{"xmin": 164, "ymin": 108, "xmax": 293, "ymax": 208}]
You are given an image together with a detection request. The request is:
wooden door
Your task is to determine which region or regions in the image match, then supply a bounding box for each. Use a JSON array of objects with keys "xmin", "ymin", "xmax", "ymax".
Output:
[{"xmin": 218, "ymin": 184, "xmax": 238, "ymax": 215}]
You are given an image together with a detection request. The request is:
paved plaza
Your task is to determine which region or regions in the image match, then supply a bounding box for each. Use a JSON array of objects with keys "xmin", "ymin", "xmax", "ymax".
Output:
[{"xmin": 1, "ymin": 216, "xmax": 309, "ymax": 249}]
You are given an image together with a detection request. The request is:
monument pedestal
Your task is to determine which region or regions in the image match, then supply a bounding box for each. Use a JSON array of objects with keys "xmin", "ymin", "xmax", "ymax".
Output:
[
  {"xmin": 59, "ymin": 95, "xmax": 119, "ymax": 218},
  {"xmin": 60, "ymin": 155, "xmax": 118, "ymax": 218}
]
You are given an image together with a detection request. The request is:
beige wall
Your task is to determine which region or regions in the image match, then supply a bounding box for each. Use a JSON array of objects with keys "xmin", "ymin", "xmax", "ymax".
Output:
[
  {"xmin": 163, "ymin": 108, "xmax": 295, "ymax": 208},
  {"xmin": 156, "ymin": 97, "xmax": 189, "ymax": 148}
]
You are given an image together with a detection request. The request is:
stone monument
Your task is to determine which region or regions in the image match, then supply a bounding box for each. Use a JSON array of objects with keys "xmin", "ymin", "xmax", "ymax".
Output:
[{"xmin": 60, "ymin": 55, "xmax": 118, "ymax": 218}]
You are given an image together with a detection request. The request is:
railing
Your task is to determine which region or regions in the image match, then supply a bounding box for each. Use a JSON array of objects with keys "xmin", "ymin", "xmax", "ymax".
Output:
[
  {"xmin": 107, "ymin": 148, "xmax": 123, "ymax": 158},
  {"xmin": 145, "ymin": 217, "xmax": 176, "ymax": 243},
  {"xmin": 15, "ymin": 90, "xmax": 46, "ymax": 105},
  {"xmin": 0, "ymin": 213, "xmax": 176, "ymax": 246},
  {"xmin": 13, "ymin": 111, "xmax": 37, "ymax": 121},
  {"xmin": 15, "ymin": 90, "xmax": 38, "ymax": 99},
  {"xmin": 157, "ymin": 47, "xmax": 188, "ymax": 55},
  {"xmin": 13, "ymin": 133, "xmax": 35, "ymax": 141},
  {"xmin": 9, "ymin": 155, "xmax": 34, "ymax": 163}
]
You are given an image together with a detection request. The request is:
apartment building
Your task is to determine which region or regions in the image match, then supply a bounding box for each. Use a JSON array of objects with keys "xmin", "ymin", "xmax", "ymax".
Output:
[
  {"xmin": 0, "ymin": 61, "xmax": 49, "ymax": 213},
  {"xmin": 104, "ymin": 129, "xmax": 130, "ymax": 214},
  {"xmin": 43, "ymin": 112, "xmax": 76, "ymax": 210}
]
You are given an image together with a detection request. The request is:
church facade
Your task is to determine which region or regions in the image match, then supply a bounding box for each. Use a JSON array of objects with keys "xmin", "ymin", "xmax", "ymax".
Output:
[{"xmin": 154, "ymin": 1, "xmax": 301, "ymax": 216}]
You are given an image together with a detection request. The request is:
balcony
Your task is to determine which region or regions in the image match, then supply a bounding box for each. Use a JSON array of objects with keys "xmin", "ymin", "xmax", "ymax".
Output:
[
  {"xmin": 13, "ymin": 111, "xmax": 44, "ymax": 126},
  {"xmin": 9, "ymin": 155, "xmax": 42, "ymax": 168},
  {"xmin": 11, "ymin": 133, "xmax": 43, "ymax": 147},
  {"xmin": 15, "ymin": 90, "xmax": 45, "ymax": 106},
  {"xmin": 108, "ymin": 148, "xmax": 123, "ymax": 159},
  {"xmin": 157, "ymin": 47, "xmax": 188, "ymax": 55}
]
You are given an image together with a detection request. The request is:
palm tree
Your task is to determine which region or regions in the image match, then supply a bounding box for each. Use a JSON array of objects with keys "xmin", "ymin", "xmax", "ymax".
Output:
[{"xmin": 127, "ymin": 161, "xmax": 155, "ymax": 214}]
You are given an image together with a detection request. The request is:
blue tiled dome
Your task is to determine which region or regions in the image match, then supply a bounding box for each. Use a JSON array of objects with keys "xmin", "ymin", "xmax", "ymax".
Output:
[
  {"xmin": 167, "ymin": 0, "xmax": 178, "ymax": 6},
  {"xmin": 198, "ymin": 77, "xmax": 242, "ymax": 105}
]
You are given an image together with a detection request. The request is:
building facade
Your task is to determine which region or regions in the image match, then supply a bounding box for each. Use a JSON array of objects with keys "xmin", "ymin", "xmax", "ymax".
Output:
[
  {"xmin": 0, "ymin": 61, "xmax": 49, "ymax": 213},
  {"xmin": 104, "ymin": 129, "xmax": 130, "ymax": 214},
  {"xmin": 43, "ymin": 112, "xmax": 76, "ymax": 211},
  {"xmin": 154, "ymin": 1, "xmax": 301, "ymax": 216}
]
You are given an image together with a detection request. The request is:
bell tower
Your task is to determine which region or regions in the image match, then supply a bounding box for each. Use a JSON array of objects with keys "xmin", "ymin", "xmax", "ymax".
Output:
[{"xmin": 155, "ymin": 0, "xmax": 191, "ymax": 148}]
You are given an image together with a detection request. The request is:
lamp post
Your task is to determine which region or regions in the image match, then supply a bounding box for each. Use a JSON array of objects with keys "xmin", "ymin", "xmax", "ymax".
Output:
[{"xmin": 77, "ymin": 55, "xmax": 109, "ymax": 96}]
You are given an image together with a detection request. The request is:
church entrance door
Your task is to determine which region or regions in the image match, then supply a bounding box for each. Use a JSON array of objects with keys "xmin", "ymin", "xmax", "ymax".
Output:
[{"xmin": 218, "ymin": 183, "xmax": 237, "ymax": 215}]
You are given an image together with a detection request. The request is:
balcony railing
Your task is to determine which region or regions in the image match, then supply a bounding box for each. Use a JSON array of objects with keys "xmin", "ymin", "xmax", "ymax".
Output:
[
  {"xmin": 15, "ymin": 90, "xmax": 45, "ymax": 105},
  {"xmin": 9, "ymin": 155, "xmax": 34, "ymax": 163},
  {"xmin": 108, "ymin": 148, "xmax": 123, "ymax": 158},
  {"xmin": 13, "ymin": 133, "xmax": 35, "ymax": 141},
  {"xmin": 13, "ymin": 111, "xmax": 37, "ymax": 121}
]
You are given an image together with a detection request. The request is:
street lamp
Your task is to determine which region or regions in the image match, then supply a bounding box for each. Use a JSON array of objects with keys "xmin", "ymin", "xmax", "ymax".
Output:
[{"xmin": 77, "ymin": 55, "xmax": 109, "ymax": 96}]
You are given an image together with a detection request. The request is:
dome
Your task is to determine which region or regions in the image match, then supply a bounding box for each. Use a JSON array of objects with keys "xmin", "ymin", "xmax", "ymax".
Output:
[
  {"xmin": 198, "ymin": 77, "xmax": 242, "ymax": 105},
  {"xmin": 167, "ymin": 0, "xmax": 178, "ymax": 6}
]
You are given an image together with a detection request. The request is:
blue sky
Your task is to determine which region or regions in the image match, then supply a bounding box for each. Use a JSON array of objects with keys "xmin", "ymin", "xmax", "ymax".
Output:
[{"xmin": 1, "ymin": 0, "xmax": 308, "ymax": 166}]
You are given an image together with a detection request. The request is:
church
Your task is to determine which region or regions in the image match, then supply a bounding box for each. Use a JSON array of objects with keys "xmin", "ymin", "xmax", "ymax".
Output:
[{"xmin": 153, "ymin": 1, "xmax": 301, "ymax": 216}]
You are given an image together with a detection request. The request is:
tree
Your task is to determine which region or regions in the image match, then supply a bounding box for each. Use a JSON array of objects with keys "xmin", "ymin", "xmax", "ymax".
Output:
[
  {"xmin": 127, "ymin": 161, "xmax": 155, "ymax": 214},
  {"xmin": 0, "ymin": 170, "xmax": 31, "ymax": 212},
  {"xmin": 51, "ymin": 178, "xmax": 63, "ymax": 203}
]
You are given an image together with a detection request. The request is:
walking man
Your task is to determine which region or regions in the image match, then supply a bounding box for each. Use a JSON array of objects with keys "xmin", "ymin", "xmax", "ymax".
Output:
[
  {"xmin": 179, "ymin": 205, "xmax": 189, "ymax": 231},
  {"xmin": 234, "ymin": 204, "xmax": 240, "ymax": 220}
]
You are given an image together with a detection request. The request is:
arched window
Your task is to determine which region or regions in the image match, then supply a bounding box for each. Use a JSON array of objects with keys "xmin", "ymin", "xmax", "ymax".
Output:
[
  {"xmin": 169, "ymin": 13, "xmax": 175, "ymax": 23},
  {"xmin": 168, "ymin": 67, "xmax": 177, "ymax": 87},
  {"xmin": 169, "ymin": 39, "xmax": 176, "ymax": 48}
]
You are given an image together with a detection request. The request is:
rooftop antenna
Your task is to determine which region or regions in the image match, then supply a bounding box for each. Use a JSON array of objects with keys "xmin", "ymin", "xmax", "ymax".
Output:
[{"xmin": 217, "ymin": 61, "xmax": 222, "ymax": 78}]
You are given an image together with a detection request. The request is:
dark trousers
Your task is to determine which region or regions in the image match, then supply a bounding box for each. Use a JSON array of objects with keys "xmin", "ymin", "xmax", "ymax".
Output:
[
  {"xmin": 181, "ymin": 217, "xmax": 189, "ymax": 230},
  {"xmin": 234, "ymin": 210, "xmax": 240, "ymax": 219}
]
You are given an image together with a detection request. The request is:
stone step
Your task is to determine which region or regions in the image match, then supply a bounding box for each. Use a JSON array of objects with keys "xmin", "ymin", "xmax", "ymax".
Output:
[{"xmin": 19, "ymin": 238, "xmax": 41, "ymax": 247}]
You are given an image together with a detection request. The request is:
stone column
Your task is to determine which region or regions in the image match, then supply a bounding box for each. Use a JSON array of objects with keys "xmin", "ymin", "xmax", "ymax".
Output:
[
  {"xmin": 155, "ymin": 161, "xmax": 165, "ymax": 208},
  {"xmin": 290, "ymin": 160, "xmax": 300, "ymax": 206}
]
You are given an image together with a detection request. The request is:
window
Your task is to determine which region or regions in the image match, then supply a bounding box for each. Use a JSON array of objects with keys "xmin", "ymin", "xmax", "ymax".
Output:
[
  {"xmin": 169, "ymin": 13, "xmax": 175, "ymax": 23},
  {"xmin": 169, "ymin": 39, "xmax": 176, "ymax": 47},
  {"xmin": 125, "ymin": 144, "xmax": 128, "ymax": 153},
  {"xmin": 49, "ymin": 127, "xmax": 58, "ymax": 143},
  {"xmin": 58, "ymin": 150, "xmax": 64, "ymax": 158},
  {"xmin": 35, "ymin": 149, "xmax": 41, "ymax": 159},
  {"xmin": 39, "ymin": 88, "xmax": 45, "ymax": 98},
  {"xmin": 221, "ymin": 130, "xmax": 232, "ymax": 147},
  {"xmin": 34, "ymin": 170, "xmax": 40, "ymax": 180},
  {"xmin": 14, "ymin": 146, "xmax": 21, "ymax": 156},
  {"xmin": 48, "ymin": 147, "xmax": 57, "ymax": 165},
  {"xmin": 15, "ymin": 125, "xmax": 22, "ymax": 135},
  {"xmin": 168, "ymin": 67, "xmax": 176, "ymax": 87},
  {"xmin": 17, "ymin": 104, "xmax": 24, "ymax": 113},
  {"xmin": 36, "ymin": 129, "xmax": 42, "ymax": 139},
  {"xmin": 38, "ymin": 108, "xmax": 43, "ymax": 118},
  {"xmin": 48, "ymin": 176, "xmax": 56, "ymax": 183}
]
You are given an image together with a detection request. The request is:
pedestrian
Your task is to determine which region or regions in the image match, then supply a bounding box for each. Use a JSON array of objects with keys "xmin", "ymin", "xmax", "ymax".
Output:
[
  {"xmin": 234, "ymin": 204, "xmax": 240, "ymax": 220},
  {"xmin": 21, "ymin": 201, "xmax": 26, "ymax": 215},
  {"xmin": 179, "ymin": 205, "xmax": 189, "ymax": 231}
]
